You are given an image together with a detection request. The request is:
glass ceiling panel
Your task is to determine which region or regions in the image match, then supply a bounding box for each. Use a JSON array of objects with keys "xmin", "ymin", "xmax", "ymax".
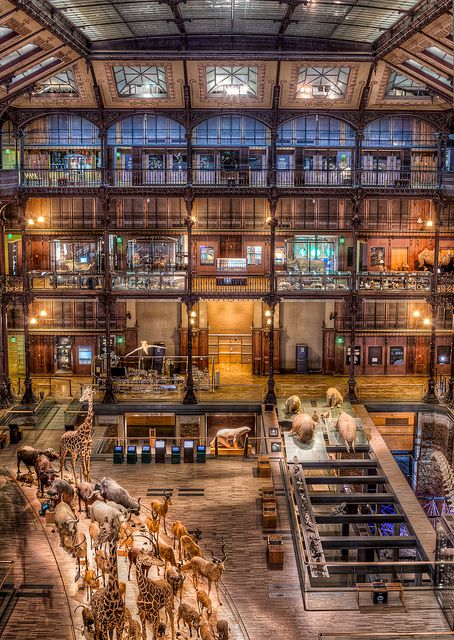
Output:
[
  {"xmin": 405, "ymin": 59, "xmax": 452, "ymax": 88},
  {"xmin": 114, "ymin": 66, "xmax": 168, "ymax": 97},
  {"xmin": 425, "ymin": 45, "xmax": 454, "ymax": 67},
  {"xmin": 386, "ymin": 70, "xmax": 430, "ymax": 97},
  {"xmin": 206, "ymin": 66, "xmax": 258, "ymax": 96},
  {"xmin": 0, "ymin": 43, "xmax": 40, "ymax": 69},
  {"xmin": 46, "ymin": 0, "xmax": 421, "ymax": 43},
  {"xmin": 297, "ymin": 66, "xmax": 351, "ymax": 99},
  {"xmin": 34, "ymin": 68, "xmax": 78, "ymax": 94},
  {"xmin": 12, "ymin": 57, "xmax": 59, "ymax": 84}
]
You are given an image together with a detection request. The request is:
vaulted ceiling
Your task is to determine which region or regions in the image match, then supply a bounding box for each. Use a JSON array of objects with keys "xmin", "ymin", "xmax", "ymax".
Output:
[{"xmin": 0, "ymin": 0, "xmax": 452, "ymax": 111}]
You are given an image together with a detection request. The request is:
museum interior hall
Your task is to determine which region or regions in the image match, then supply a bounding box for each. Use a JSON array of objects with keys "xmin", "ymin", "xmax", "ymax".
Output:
[{"xmin": 1, "ymin": 0, "xmax": 454, "ymax": 639}]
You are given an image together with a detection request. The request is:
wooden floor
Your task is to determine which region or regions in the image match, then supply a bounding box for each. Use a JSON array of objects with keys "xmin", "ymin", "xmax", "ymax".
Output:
[
  {"xmin": 13, "ymin": 366, "xmax": 429, "ymax": 402},
  {"xmin": 0, "ymin": 405, "xmax": 450, "ymax": 640}
]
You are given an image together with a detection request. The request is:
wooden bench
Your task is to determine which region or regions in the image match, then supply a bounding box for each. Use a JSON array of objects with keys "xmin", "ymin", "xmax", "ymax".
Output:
[
  {"xmin": 262, "ymin": 504, "xmax": 277, "ymax": 528},
  {"xmin": 356, "ymin": 581, "xmax": 404, "ymax": 606}
]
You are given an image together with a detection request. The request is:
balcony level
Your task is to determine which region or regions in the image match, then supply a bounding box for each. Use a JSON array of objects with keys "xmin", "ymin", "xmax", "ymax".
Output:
[
  {"xmin": 14, "ymin": 270, "xmax": 440, "ymax": 299},
  {"xmin": 14, "ymin": 168, "xmax": 440, "ymax": 195}
]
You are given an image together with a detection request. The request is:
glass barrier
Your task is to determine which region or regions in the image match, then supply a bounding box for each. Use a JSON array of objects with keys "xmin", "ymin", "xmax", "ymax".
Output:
[
  {"xmin": 0, "ymin": 561, "xmax": 15, "ymax": 622},
  {"xmin": 276, "ymin": 273, "xmax": 351, "ymax": 293}
]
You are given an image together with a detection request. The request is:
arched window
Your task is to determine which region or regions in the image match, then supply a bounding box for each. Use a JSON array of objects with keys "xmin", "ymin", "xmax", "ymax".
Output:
[
  {"xmin": 277, "ymin": 116, "xmax": 355, "ymax": 147},
  {"xmin": 193, "ymin": 115, "xmax": 269, "ymax": 146},
  {"xmin": 363, "ymin": 117, "xmax": 437, "ymax": 148},
  {"xmin": 23, "ymin": 115, "xmax": 100, "ymax": 146},
  {"xmin": 107, "ymin": 115, "xmax": 185, "ymax": 146}
]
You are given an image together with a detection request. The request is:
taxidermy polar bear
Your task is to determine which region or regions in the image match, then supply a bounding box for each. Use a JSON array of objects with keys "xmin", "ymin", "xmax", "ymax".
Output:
[
  {"xmin": 285, "ymin": 395, "xmax": 302, "ymax": 415},
  {"xmin": 325, "ymin": 387, "xmax": 343, "ymax": 409}
]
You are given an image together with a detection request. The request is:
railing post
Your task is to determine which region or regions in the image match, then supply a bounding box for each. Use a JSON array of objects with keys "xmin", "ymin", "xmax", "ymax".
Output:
[{"xmin": 423, "ymin": 198, "xmax": 441, "ymax": 404}]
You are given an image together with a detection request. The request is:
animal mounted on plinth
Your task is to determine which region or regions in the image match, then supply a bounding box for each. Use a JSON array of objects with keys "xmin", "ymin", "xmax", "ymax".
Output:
[
  {"xmin": 336, "ymin": 412, "xmax": 357, "ymax": 453},
  {"xmin": 324, "ymin": 387, "xmax": 343, "ymax": 409},
  {"xmin": 150, "ymin": 492, "xmax": 172, "ymax": 534},
  {"xmin": 289, "ymin": 413, "xmax": 316, "ymax": 444},
  {"xmin": 285, "ymin": 395, "xmax": 302, "ymax": 415},
  {"xmin": 209, "ymin": 427, "xmax": 251, "ymax": 449}
]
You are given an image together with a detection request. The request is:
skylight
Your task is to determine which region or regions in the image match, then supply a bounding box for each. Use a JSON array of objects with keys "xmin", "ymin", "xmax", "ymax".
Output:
[
  {"xmin": 0, "ymin": 26, "xmax": 15, "ymax": 42},
  {"xmin": 386, "ymin": 71, "xmax": 430, "ymax": 98},
  {"xmin": 424, "ymin": 45, "xmax": 454, "ymax": 68},
  {"xmin": 0, "ymin": 43, "xmax": 40, "ymax": 69},
  {"xmin": 12, "ymin": 57, "xmax": 60, "ymax": 85},
  {"xmin": 206, "ymin": 66, "xmax": 258, "ymax": 96},
  {"xmin": 297, "ymin": 66, "xmax": 350, "ymax": 99},
  {"xmin": 405, "ymin": 59, "xmax": 452, "ymax": 88},
  {"xmin": 34, "ymin": 69, "xmax": 78, "ymax": 94},
  {"xmin": 114, "ymin": 66, "xmax": 167, "ymax": 97}
]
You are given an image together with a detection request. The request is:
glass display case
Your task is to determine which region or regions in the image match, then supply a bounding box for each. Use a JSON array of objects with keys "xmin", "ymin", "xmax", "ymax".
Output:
[
  {"xmin": 125, "ymin": 236, "xmax": 180, "ymax": 270},
  {"xmin": 52, "ymin": 239, "xmax": 101, "ymax": 272},
  {"xmin": 285, "ymin": 236, "xmax": 337, "ymax": 273}
]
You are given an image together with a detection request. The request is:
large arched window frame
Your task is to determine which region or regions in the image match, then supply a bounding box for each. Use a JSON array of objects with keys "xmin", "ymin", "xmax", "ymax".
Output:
[
  {"xmin": 362, "ymin": 116, "xmax": 438, "ymax": 189},
  {"xmin": 23, "ymin": 114, "xmax": 100, "ymax": 147},
  {"xmin": 192, "ymin": 114, "xmax": 269, "ymax": 146},
  {"xmin": 275, "ymin": 116, "xmax": 355, "ymax": 187},
  {"xmin": 107, "ymin": 114, "xmax": 185, "ymax": 146}
]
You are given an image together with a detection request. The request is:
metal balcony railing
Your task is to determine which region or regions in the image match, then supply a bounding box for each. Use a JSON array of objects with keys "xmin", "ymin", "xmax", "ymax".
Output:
[
  {"xmin": 276, "ymin": 272, "xmax": 351, "ymax": 293},
  {"xmin": 12, "ymin": 167, "xmax": 441, "ymax": 190},
  {"xmin": 29, "ymin": 271, "xmax": 105, "ymax": 290},
  {"xmin": 361, "ymin": 170, "xmax": 438, "ymax": 189},
  {"xmin": 192, "ymin": 167, "xmax": 268, "ymax": 187},
  {"xmin": 192, "ymin": 274, "xmax": 269, "ymax": 294},
  {"xmin": 20, "ymin": 169, "xmax": 101, "ymax": 187},
  {"xmin": 358, "ymin": 272, "xmax": 432, "ymax": 292},
  {"xmin": 111, "ymin": 271, "xmax": 186, "ymax": 292},
  {"xmin": 276, "ymin": 169, "xmax": 353, "ymax": 187}
]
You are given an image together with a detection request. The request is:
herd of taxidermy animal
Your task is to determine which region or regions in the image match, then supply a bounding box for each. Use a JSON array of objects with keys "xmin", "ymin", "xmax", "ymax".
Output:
[{"xmin": 284, "ymin": 387, "xmax": 357, "ymax": 452}]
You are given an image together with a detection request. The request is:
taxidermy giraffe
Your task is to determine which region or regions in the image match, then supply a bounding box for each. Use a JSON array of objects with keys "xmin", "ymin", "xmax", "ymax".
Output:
[
  {"xmin": 136, "ymin": 551, "xmax": 175, "ymax": 640},
  {"xmin": 60, "ymin": 386, "xmax": 94, "ymax": 484},
  {"xmin": 90, "ymin": 520, "xmax": 125, "ymax": 640}
]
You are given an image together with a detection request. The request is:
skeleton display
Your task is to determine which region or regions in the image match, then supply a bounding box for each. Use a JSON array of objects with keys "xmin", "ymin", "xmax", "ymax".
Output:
[
  {"xmin": 209, "ymin": 427, "xmax": 251, "ymax": 449},
  {"xmin": 290, "ymin": 462, "xmax": 328, "ymax": 578}
]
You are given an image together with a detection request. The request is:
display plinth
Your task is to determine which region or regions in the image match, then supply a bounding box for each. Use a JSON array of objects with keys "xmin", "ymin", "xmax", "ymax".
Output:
[{"xmin": 209, "ymin": 444, "xmax": 252, "ymax": 456}]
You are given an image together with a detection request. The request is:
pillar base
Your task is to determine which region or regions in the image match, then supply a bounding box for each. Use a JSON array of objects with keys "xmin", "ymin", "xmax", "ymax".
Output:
[
  {"xmin": 264, "ymin": 378, "xmax": 277, "ymax": 405},
  {"xmin": 182, "ymin": 385, "xmax": 198, "ymax": 405},
  {"xmin": 0, "ymin": 383, "xmax": 9, "ymax": 408},
  {"xmin": 422, "ymin": 379, "xmax": 439, "ymax": 404},
  {"xmin": 4, "ymin": 377, "xmax": 15, "ymax": 404},
  {"xmin": 20, "ymin": 380, "xmax": 37, "ymax": 405},
  {"xmin": 102, "ymin": 383, "xmax": 116, "ymax": 404},
  {"xmin": 346, "ymin": 377, "xmax": 359, "ymax": 404}
]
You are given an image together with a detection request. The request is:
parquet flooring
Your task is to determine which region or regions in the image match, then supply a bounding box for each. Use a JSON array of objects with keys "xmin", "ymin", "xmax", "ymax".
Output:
[
  {"xmin": 15, "ymin": 367, "xmax": 429, "ymax": 402},
  {"xmin": 0, "ymin": 406, "xmax": 450, "ymax": 640}
]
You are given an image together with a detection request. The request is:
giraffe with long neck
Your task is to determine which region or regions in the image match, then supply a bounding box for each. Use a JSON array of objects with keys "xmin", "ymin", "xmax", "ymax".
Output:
[
  {"xmin": 60, "ymin": 386, "xmax": 94, "ymax": 484},
  {"xmin": 136, "ymin": 551, "xmax": 175, "ymax": 640},
  {"xmin": 91, "ymin": 521, "xmax": 125, "ymax": 640}
]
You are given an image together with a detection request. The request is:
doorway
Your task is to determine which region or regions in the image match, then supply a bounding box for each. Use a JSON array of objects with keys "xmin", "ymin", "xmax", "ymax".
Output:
[{"xmin": 206, "ymin": 300, "xmax": 254, "ymax": 379}]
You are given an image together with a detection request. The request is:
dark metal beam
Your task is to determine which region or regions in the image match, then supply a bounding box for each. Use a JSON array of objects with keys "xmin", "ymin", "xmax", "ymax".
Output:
[
  {"xmin": 320, "ymin": 535, "xmax": 417, "ymax": 549},
  {"xmin": 374, "ymin": 0, "xmax": 452, "ymax": 60},
  {"xmin": 297, "ymin": 460, "xmax": 378, "ymax": 469},
  {"xmin": 315, "ymin": 514, "xmax": 405, "ymax": 524},
  {"xmin": 90, "ymin": 35, "xmax": 373, "ymax": 60},
  {"xmin": 305, "ymin": 475, "xmax": 386, "ymax": 484},
  {"xmin": 7, "ymin": 0, "xmax": 90, "ymax": 59},
  {"xmin": 309, "ymin": 492, "xmax": 395, "ymax": 504}
]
